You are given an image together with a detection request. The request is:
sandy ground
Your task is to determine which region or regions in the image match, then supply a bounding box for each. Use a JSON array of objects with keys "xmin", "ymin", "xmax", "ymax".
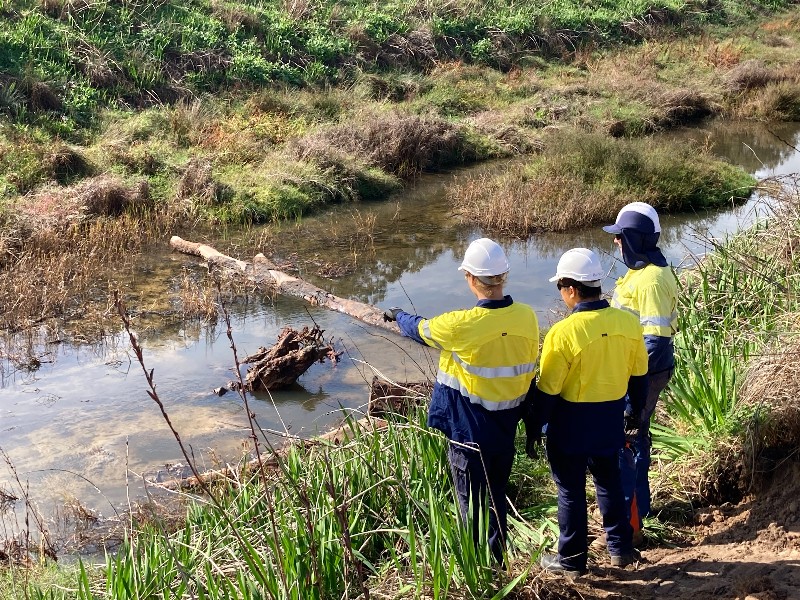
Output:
[{"xmin": 524, "ymin": 459, "xmax": 800, "ymax": 600}]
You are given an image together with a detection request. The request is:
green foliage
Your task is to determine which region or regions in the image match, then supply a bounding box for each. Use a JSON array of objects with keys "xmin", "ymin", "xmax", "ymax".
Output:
[
  {"xmin": 35, "ymin": 406, "xmax": 554, "ymax": 598},
  {"xmin": 654, "ymin": 213, "xmax": 799, "ymax": 461},
  {"xmin": 531, "ymin": 132, "xmax": 757, "ymax": 211},
  {"xmin": 0, "ymin": 0, "xmax": 788, "ymax": 131},
  {"xmin": 208, "ymin": 157, "xmax": 401, "ymax": 224}
]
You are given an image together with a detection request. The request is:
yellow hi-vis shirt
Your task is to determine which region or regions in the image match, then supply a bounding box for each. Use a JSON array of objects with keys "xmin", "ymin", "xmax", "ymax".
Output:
[
  {"xmin": 418, "ymin": 302, "xmax": 539, "ymax": 411},
  {"xmin": 537, "ymin": 305, "xmax": 649, "ymax": 403},
  {"xmin": 612, "ymin": 264, "xmax": 678, "ymax": 338}
]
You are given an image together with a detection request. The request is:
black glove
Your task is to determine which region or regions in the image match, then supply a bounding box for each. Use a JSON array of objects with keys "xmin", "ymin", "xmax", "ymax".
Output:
[
  {"xmin": 524, "ymin": 423, "xmax": 543, "ymax": 459},
  {"xmin": 624, "ymin": 415, "xmax": 641, "ymax": 443},
  {"xmin": 383, "ymin": 307, "xmax": 403, "ymax": 322}
]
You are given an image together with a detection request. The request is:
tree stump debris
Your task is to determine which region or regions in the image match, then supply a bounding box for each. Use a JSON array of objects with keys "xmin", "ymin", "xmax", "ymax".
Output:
[{"xmin": 233, "ymin": 325, "xmax": 341, "ymax": 391}]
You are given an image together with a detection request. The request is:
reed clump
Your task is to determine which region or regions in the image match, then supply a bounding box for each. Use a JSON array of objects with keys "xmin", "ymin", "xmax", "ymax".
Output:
[
  {"xmin": 451, "ymin": 131, "xmax": 757, "ymax": 235},
  {"xmin": 652, "ymin": 175, "xmax": 800, "ymax": 508},
  {"xmin": 0, "ymin": 210, "xmax": 182, "ymax": 337},
  {"xmin": 740, "ymin": 337, "xmax": 800, "ymax": 450},
  {"xmin": 177, "ymin": 268, "xmax": 220, "ymax": 323},
  {"xmin": 18, "ymin": 175, "xmax": 152, "ymax": 231},
  {"xmin": 293, "ymin": 111, "xmax": 484, "ymax": 179}
]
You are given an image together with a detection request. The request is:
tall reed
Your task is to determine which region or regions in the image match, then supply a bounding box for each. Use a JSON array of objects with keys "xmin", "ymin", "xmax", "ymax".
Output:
[{"xmin": 654, "ymin": 178, "xmax": 800, "ymax": 473}]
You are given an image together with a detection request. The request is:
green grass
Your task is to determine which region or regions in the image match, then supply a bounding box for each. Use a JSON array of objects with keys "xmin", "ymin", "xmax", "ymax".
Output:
[
  {"xmin": 0, "ymin": 561, "xmax": 95, "ymax": 600},
  {"xmin": 450, "ymin": 130, "xmax": 757, "ymax": 235},
  {"xmin": 24, "ymin": 407, "xmax": 555, "ymax": 599},
  {"xmin": 0, "ymin": 0, "xmax": 794, "ymax": 134}
]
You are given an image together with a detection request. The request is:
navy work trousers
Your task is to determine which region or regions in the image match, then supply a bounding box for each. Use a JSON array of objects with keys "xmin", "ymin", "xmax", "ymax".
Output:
[
  {"xmin": 547, "ymin": 445, "xmax": 633, "ymax": 571},
  {"xmin": 448, "ymin": 442, "xmax": 514, "ymax": 563},
  {"xmin": 620, "ymin": 367, "xmax": 673, "ymax": 527}
]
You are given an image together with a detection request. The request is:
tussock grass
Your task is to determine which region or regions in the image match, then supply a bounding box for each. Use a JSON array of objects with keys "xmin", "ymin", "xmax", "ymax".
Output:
[
  {"xmin": 740, "ymin": 337, "xmax": 800, "ymax": 450},
  {"xmin": 451, "ymin": 130, "xmax": 756, "ymax": 235},
  {"xmin": 733, "ymin": 80, "xmax": 800, "ymax": 120},
  {"xmin": 293, "ymin": 111, "xmax": 483, "ymax": 179},
  {"xmin": 210, "ymin": 153, "xmax": 400, "ymax": 224},
  {"xmin": 651, "ymin": 175, "xmax": 800, "ymax": 508},
  {"xmin": 0, "ymin": 131, "xmax": 94, "ymax": 195},
  {"xmin": 18, "ymin": 175, "xmax": 152, "ymax": 230}
]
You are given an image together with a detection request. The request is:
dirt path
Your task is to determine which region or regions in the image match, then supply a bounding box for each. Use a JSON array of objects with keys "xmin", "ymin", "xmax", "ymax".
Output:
[{"xmin": 532, "ymin": 460, "xmax": 800, "ymax": 600}]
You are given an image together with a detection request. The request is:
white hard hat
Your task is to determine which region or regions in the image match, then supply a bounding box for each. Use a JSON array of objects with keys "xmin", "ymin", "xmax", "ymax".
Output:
[
  {"xmin": 458, "ymin": 238, "xmax": 510, "ymax": 277},
  {"xmin": 602, "ymin": 202, "xmax": 661, "ymax": 234},
  {"xmin": 549, "ymin": 248, "xmax": 604, "ymax": 287}
]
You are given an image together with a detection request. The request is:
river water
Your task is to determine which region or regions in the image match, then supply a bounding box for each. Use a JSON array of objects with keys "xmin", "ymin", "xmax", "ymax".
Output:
[{"xmin": 1, "ymin": 121, "xmax": 799, "ymax": 531}]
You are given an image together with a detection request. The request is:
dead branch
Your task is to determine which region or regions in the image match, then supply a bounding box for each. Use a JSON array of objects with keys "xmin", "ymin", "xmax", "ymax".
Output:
[{"xmin": 170, "ymin": 236, "xmax": 400, "ymax": 334}]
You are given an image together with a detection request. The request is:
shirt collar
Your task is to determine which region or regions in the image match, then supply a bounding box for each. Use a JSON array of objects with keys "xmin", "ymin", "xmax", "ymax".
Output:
[
  {"xmin": 571, "ymin": 299, "xmax": 610, "ymax": 313},
  {"xmin": 476, "ymin": 295, "xmax": 513, "ymax": 309}
]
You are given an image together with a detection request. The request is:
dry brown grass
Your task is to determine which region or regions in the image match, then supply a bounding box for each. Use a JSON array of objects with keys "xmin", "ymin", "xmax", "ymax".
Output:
[
  {"xmin": 177, "ymin": 267, "xmax": 219, "ymax": 322},
  {"xmin": 0, "ymin": 208, "xmax": 184, "ymax": 339},
  {"xmin": 176, "ymin": 158, "xmax": 224, "ymax": 205},
  {"xmin": 210, "ymin": 0, "xmax": 262, "ymax": 34},
  {"xmin": 723, "ymin": 59, "xmax": 777, "ymax": 93},
  {"xmin": 18, "ymin": 175, "xmax": 152, "ymax": 231},
  {"xmin": 292, "ymin": 111, "xmax": 476, "ymax": 178},
  {"xmin": 733, "ymin": 80, "xmax": 800, "ymax": 121},
  {"xmin": 450, "ymin": 169, "xmax": 632, "ymax": 236},
  {"xmin": 654, "ymin": 88, "xmax": 718, "ymax": 127},
  {"xmin": 740, "ymin": 337, "xmax": 800, "ymax": 452},
  {"xmin": 469, "ymin": 107, "xmax": 545, "ymax": 155}
]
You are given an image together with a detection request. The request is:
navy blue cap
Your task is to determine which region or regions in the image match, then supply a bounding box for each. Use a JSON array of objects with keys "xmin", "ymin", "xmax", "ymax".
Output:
[{"xmin": 603, "ymin": 202, "xmax": 660, "ymax": 234}]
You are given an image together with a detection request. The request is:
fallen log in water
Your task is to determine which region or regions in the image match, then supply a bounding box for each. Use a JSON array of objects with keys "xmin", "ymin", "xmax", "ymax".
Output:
[{"xmin": 170, "ymin": 236, "xmax": 400, "ymax": 334}]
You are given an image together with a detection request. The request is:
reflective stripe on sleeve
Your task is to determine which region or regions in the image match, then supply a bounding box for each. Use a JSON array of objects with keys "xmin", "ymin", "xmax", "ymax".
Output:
[
  {"xmin": 420, "ymin": 321, "xmax": 444, "ymax": 349},
  {"xmin": 611, "ymin": 298, "xmax": 637, "ymax": 315},
  {"xmin": 640, "ymin": 313, "xmax": 676, "ymax": 328},
  {"xmin": 451, "ymin": 352, "xmax": 536, "ymax": 378},
  {"xmin": 436, "ymin": 371, "xmax": 526, "ymax": 411}
]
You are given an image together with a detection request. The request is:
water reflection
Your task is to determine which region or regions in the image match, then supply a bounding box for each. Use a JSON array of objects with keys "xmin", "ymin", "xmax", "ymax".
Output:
[{"xmin": 1, "ymin": 121, "xmax": 798, "ymax": 523}]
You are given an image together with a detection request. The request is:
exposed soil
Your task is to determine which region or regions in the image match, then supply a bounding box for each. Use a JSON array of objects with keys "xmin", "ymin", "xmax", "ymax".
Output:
[{"xmin": 529, "ymin": 459, "xmax": 800, "ymax": 600}]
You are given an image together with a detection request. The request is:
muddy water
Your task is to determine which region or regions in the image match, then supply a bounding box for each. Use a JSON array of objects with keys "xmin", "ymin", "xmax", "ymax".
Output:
[{"xmin": 1, "ymin": 121, "xmax": 799, "ymax": 530}]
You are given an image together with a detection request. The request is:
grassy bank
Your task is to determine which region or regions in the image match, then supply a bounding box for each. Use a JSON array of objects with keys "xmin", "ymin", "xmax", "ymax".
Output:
[
  {"xmin": 450, "ymin": 131, "xmax": 758, "ymax": 235},
  {"xmin": 4, "ymin": 1, "xmax": 799, "ymax": 337},
  {"xmin": 2, "ymin": 0, "xmax": 799, "ymax": 229},
  {"xmin": 0, "ymin": 0, "xmax": 791, "ymax": 136}
]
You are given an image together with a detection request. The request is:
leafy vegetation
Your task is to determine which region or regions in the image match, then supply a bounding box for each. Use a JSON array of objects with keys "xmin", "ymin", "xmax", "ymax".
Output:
[
  {"xmin": 653, "ymin": 179, "xmax": 800, "ymax": 504},
  {"xmin": 14, "ymin": 405, "xmax": 554, "ymax": 599}
]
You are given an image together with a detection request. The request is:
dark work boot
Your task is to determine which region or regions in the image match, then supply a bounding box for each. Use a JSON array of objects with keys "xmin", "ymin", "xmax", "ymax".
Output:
[{"xmin": 610, "ymin": 548, "xmax": 642, "ymax": 568}]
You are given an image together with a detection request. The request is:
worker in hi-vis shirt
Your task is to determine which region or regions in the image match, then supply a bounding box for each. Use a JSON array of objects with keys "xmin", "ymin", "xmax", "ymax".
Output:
[
  {"xmin": 383, "ymin": 238, "xmax": 539, "ymax": 564},
  {"xmin": 603, "ymin": 202, "xmax": 678, "ymax": 542},
  {"xmin": 532, "ymin": 248, "xmax": 649, "ymax": 576}
]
